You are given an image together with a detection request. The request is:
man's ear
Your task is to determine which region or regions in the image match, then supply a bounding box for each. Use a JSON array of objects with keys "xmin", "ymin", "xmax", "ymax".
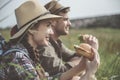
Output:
[{"xmin": 28, "ymin": 29, "xmax": 37, "ymax": 35}]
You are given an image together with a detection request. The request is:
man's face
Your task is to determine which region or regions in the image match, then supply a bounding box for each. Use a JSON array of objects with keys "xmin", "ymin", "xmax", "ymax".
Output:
[
  {"xmin": 53, "ymin": 13, "xmax": 71, "ymax": 36},
  {"xmin": 32, "ymin": 20, "xmax": 53, "ymax": 47}
]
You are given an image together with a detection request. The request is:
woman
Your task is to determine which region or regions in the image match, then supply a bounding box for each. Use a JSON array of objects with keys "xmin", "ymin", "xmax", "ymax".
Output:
[{"xmin": 2, "ymin": 0, "xmax": 60, "ymax": 80}]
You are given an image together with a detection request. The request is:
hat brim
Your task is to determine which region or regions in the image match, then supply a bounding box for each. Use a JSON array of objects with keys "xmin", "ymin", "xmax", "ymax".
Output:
[
  {"xmin": 10, "ymin": 13, "xmax": 62, "ymax": 39},
  {"xmin": 54, "ymin": 7, "xmax": 70, "ymax": 14},
  {"xmin": 62, "ymin": 7, "xmax": 70, "ymax": 10}
]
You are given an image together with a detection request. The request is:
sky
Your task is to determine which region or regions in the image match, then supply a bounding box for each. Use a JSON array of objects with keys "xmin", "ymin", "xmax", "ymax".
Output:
[{"xmin": 0, "ymin": 0, "xmax": 120, "ymax": 28}]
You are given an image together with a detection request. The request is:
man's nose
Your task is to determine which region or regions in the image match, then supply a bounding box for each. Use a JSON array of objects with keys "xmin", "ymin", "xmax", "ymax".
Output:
[{"xmin": 68, "ymin": 20, "xmax": 71, "ymax": 27}]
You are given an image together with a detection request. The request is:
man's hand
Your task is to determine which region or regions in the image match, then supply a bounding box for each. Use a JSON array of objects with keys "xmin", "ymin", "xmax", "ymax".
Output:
[
  {"xmin": 81, "ymin": 34, "xmax": 99, "ymax": 50},
  {"xmin": 86, "ymin": 48, "xmax": 100, "ymax": 74},
  {"xmin": 79, "ymin": 48, "xmax": 100, "ymax": 80}
]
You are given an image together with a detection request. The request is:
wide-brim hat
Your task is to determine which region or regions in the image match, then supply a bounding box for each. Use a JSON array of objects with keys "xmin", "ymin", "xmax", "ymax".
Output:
[
  {"xmin": 45, "ymin": 0, "xmax": 70, "ymax": 14},
  {"xmin": 11, "ymin": 0, "xmax": 62, "ymax": 39}
]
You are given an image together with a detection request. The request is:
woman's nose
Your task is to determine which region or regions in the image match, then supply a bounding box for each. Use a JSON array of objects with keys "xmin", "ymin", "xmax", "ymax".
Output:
[{"xmin": 48, "ymin": 27, "xmax": 54, "ymax": 35}]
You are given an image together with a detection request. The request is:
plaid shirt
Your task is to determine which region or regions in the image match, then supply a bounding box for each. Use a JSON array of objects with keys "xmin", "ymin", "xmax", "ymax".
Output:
[
  {"xmin": 2, "ymin": 44, "xmax": 39, "ymax": 80},
  {"xmin": 0, "ymin": 43, "xmax": 61, "ymax": 80}
]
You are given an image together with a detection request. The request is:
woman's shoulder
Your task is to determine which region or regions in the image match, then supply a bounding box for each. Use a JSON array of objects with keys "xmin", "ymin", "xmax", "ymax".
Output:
[{"xmin": 3, "ymin": 44, "xmax": 29, "ymax": 61}]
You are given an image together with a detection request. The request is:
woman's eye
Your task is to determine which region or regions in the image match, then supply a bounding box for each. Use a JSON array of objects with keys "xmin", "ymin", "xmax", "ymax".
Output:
[{"xmin": 47, "ymin": 22, "xmax": 52, "ymax": 27}]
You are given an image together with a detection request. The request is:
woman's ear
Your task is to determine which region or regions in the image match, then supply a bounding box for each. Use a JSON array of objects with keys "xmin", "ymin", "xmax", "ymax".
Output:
[
  {"xmin": 51, "ymin": 20, "xmax": 57, "ymax": 27},
  {"xmin": 28, "ymin": 29, "xmax": 37, "ymax": 35}
]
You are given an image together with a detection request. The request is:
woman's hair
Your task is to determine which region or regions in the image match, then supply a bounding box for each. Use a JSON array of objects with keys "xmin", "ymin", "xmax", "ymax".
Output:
[
  {"xmin": 10, "ymin": 25, "xmax": 18, "ymax": 37},
  {"xmin": 9, "ymin": 21, "xmax": 41, "ymax": 60},
  {"xmin": 20, "ymin": 22, "xmax": 40, "ymax": 61},
  {"xmin": 21, "ymin": 34, "xmax": 36, "ymax": 61}
]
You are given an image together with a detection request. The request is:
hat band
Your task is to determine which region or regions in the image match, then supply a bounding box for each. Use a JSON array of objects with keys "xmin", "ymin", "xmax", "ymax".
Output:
[
  {"xmin": 19, "ymin": 11, "xmax": 50, "ymax": 30},
  {"xmin": 53, "ymin": 7, "xmax": 65, "ymax": 14}
]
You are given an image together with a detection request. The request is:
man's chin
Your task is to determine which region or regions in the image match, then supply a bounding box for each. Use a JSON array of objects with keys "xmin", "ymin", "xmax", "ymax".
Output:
[
  {"xmin": 64, "ymin": 30, "xmax": 69, "ymax": 34},
  {"xmin": 64, "ymin": 31, "xmax": 69, "ymax": 35}
]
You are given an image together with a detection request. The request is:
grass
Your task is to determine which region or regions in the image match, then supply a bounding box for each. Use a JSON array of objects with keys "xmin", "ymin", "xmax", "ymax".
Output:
[
  {"xmin": 0, "ymin": 29, "xmax": 10, "ymax": 41},
  {"xmin": 1, "ymin": 28, "xmax": 120, "ymax": 80}
]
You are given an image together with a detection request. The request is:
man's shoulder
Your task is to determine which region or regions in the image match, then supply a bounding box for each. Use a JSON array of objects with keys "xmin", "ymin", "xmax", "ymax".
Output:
[{"xmin": 42, "ymin": 43, "xmax": 57, "ymax": 56}]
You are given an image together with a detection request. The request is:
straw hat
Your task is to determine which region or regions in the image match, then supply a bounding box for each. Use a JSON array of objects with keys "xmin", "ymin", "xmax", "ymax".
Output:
[
  {"xmin": 45, "ymin": 0, "xmax": 70, "ymax": 14},
  {"xmin": 11, "ymin": 0, "xmax": 62, "ymax": 39}
]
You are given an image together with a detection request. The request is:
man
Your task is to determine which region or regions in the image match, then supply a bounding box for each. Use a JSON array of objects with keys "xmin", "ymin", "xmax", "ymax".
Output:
[
  {"xmin": 39, "ymin": 1, "xmax": 100, "ymax": 79},
  {"xmin": 39, "ymin": 0, "xmax": 81, "ymax": 76}
]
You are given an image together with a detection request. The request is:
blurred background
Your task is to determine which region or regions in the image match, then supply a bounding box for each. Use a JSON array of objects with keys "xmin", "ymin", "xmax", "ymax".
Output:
[{"xmin": 0, "ymin": 0, "xmax": 120, "ymax": 80}]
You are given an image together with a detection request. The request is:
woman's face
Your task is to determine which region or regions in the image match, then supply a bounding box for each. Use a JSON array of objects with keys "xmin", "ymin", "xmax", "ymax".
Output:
[{"xmin": 31, "ymin": 20, "xmax": 53, "ymax": 47}]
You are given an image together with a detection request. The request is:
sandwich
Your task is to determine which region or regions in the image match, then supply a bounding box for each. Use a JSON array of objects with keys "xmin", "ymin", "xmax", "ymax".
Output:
[{"xmin": 74, "ymin": 43, "xmax": 94, "ymax": 61}]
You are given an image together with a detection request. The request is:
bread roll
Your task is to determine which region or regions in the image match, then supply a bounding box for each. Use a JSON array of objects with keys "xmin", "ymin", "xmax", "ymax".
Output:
[{"xmin": 74, "ymin": 43, "xmax": 94, "ymax": 61}]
